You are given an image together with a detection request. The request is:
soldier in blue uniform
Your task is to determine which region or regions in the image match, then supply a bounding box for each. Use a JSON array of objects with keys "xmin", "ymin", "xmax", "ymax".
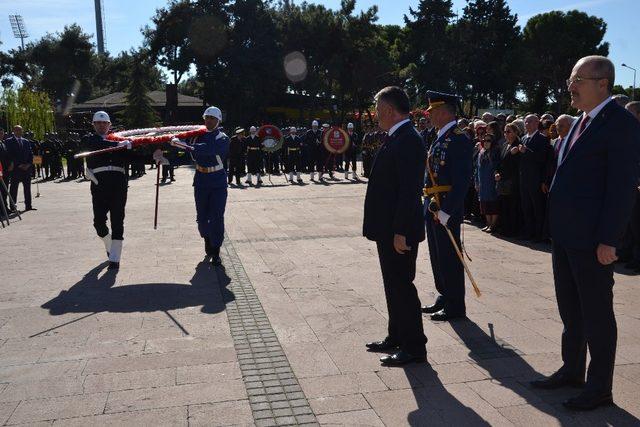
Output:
[
  {"xmin": 421, "ymin": 91, "xmax": 473, "ymax": 321},
  {"xmin": 172, "ymin": 106, "xmax": 229, "ymax": 266}
]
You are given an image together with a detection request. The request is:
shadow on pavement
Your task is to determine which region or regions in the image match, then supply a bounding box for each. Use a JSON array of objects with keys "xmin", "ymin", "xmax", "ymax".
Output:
[
  {"xmin": 446, "ymin": 320, "xmax": 639, "ymax": 426},
  {"xmin": 40, "ymin": 261, "xmax": 234, "ymax": 318}
]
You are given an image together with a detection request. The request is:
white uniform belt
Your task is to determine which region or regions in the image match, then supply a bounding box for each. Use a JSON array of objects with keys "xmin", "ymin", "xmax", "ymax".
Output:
[
  {"xmin": 91, "ymin": 166, "xmax": 125, "ymax": 174},
  {"xmin": 196, "ymin": 163, "xmax": 224, "ymax": 173}
]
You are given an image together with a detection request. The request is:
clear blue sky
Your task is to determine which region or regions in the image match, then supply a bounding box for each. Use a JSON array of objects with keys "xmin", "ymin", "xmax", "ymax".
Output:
[{"xmin": 1, "ymin": 0, "xmax": 638, "ymax": 87}]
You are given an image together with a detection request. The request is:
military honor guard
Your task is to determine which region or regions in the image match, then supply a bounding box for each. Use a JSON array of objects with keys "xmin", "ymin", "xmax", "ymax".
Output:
[
  {"xmin": 283, "ymin": 126, "xmax": 304, "ymax": 184},
  {"xmin": 531, "ymin": 56, "xmax": 640, "ymax": 411},
  {"xmin": 421, "ymin": 91, "xmax": 473, "ymax": 321},
  {"xmin": 305, "ymin": 120, "xmax": 324, "ymax": 181},
  {"xmin": 228, "ymin": 127, "xmax": 246, "ymax": 186},
  {"xmin": 171, "ymin": 106, "xmax": 230, "ymax": 266},
  {"xmin": 244, "ymin": 126, "xmax": 263, "ymax": 185},
  {"xmin": 81, "ymin": 111, "xmax": 132, "ymax": 269},
  {"xmin": 344, "ymin": 122, "xmax": 360, "ymax": 179},
  {"xmin": 363, "ymin": 86, "xmax": 427, "ymax": 366}
]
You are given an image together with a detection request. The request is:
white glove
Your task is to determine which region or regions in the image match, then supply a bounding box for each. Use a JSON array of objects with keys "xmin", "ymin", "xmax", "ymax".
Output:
[
  {"xmin": 153, "ymin": 148, "xmax": 169, "ymax": 165},
  {"xmin": 437, "ymin": 210, "xmax": 450, "ymax": 227},
  {"xmin": 117, "ymin": 140, "xmax": 132, "ymax": 150},
  {"xmin": 170, "ymin": 138, "xmax": 181, "ymax": 147}
]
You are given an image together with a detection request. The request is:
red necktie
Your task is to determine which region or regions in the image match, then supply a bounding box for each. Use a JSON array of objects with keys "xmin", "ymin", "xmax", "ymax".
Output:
[{"xmin": 568, "ymin": 115, "xmax": 590, "ymax": 152}]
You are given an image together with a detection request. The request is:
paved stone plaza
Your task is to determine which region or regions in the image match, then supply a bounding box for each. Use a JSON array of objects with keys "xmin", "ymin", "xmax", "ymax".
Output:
[{"xmin": 1, "ymin": 166, "xmax": 639, "ymax": 426}]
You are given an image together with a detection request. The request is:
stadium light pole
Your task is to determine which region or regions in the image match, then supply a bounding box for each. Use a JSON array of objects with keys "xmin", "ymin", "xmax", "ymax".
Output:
[
  {"xmin": 9, "ymin": 15, "xmax": 29, "ymax": 50},
  {"xmin": 622, "ymin": 63, "xmax": 637, "ymax": 101}
]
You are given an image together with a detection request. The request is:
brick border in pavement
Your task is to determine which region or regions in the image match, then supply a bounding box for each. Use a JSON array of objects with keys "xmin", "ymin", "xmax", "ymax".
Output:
[
  {"xmin": 220, "ymin": 238, "xmax": 319, "ymax": 427},
  {"xmin": 231, "ymin": 231, "xmax": 362, "ymax": 244}
]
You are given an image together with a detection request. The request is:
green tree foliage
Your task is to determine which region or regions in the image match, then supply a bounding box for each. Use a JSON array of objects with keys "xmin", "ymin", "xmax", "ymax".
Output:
[
  {"xmin": 22, "ymin": 25, "xmax": 96, "ymax": 107},
  {"xmin": 521, "ymin": 10, "xmax": 609, "ymax": 113},
  {"xmin": 401, "ymin": 0, "xmax": 455, "ymax": 103},
  {"xmin": 1, "ymin": 88, "xmax": 55, "ymax": 139},
  {"xmin": 120, "ymin": 55, "xmax": 160, "ymax": 129},
  {"xmin": 452, "ymin": 0, "xmax": 521, "ymax": 114}
]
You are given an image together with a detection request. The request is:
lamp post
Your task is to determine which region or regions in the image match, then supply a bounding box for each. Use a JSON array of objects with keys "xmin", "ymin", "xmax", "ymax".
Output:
[{"xmin": 622, "ymin": 63, "xmax": 637, "ymax": 101}]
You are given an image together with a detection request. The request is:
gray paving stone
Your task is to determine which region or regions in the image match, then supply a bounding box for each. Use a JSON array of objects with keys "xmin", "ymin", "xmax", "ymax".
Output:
[{"xmin": 4, "ymin": 167, "xmax": 640, "ymax": 426}]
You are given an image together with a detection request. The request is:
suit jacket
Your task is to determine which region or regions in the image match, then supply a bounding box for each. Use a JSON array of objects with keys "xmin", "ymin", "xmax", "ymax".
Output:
[
  {"xmin": 549, "ymin": 100, "xmax": 640, "ymax": 249},
  {"xmin": 5, "ymin": 136, "xmax": 33, "ymax": 166},
  {"xmin": 363, "ymin": 121, "xmax": 426, "ymax": 245},
  {"xmin": 519, "ymin": 131, "xmax": 550, "ymax": 189}
]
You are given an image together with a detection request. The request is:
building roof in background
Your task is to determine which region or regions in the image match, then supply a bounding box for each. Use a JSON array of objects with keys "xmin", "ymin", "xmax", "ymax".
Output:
[{"xmin": 73, "ymin": 90, "xmax": 203, "ymax": 109}]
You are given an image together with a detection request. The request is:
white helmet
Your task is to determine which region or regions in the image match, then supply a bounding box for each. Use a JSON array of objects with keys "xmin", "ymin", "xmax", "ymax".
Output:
[
  {"xmin": 203, "ymin": 106, "xmax": 222, "ymax": 121},
  {"xmin": 250, "ymin": 126, "xmax": 257, "ymax": 133},
  {"xmin": 92, "ymin": 111, "xmax": 110, "ymax": 123},
  {"xmin": 290, "ymin": 126, "xmax": 297, "ymax": 132},
  {"xmin": 347, "ymin": 122, "xmax": 354, "ymax": 129},
  {"xmin": 312, "ymin": 120, "xmax": 319, "ymax": 127}
]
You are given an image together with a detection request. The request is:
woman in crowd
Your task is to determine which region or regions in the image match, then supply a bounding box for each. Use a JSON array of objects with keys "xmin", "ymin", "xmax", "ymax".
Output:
[
  {"xmin": 487, "ymin": 121, "xmax": 506, "ymax": 148},
  {"xmin": 476, "ymin": 133, "xmax": 501, "ymax": 232},
  {"xmin": 495, "ymin": 122, "xmax": 522, "ymax": 237}
]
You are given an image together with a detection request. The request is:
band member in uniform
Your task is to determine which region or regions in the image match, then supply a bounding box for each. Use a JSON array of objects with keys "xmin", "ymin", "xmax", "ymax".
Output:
[
  {"xmin": 421, "ymin": 91, "xmax": 473, "ymax": 321},
  {"xmin": 81, "ymin": 111, "xmax": 132, "ymax": 269},
  {"xmin": 283, "ymin": 126, "xmax": 304, "ymax": 184},
  {"xmin": 228, "ymin": 127, "xmax": 246, "ymax": 186},
  {"xmin": 245, "ymin": 126, "xmax": 263, "ymax": 185},
  {"xmin": 531, "ymin": 56, "xmax": 640, "ymax": 411},
  {"xmin": 305, "ymin": 120, "xmax": 324, "ymax": 181},
  {"xmin": 344, "ymin": 122, "xmax": 360, "ymax": 179},
  {"xmin": 171, "ymin": 106, "xmax": 229, "ymax": 266},
  {"xmin": 363, "ymin": 86, "xmax": 427, "ymax": 366}
]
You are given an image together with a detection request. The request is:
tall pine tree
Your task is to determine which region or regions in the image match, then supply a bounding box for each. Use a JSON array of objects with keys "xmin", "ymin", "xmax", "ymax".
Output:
[
  {"xmin": 121, "ymin": 54, "xmax": 159, "ymax": 129},
  {"xmin": 401, "ymin": 0, "xmax": 455, "ymax": 104}
]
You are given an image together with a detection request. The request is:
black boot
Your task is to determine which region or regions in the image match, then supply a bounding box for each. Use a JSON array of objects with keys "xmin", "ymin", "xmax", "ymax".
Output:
[{"xmin": 204, "ymin": 237, "xmax": 213, "ymax": 256}]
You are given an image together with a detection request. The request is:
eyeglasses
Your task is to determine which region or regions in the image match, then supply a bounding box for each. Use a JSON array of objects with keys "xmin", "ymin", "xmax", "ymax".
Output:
[{"xmin": 566, "ymin": 76, "xmax": 606, "ymax": 87}]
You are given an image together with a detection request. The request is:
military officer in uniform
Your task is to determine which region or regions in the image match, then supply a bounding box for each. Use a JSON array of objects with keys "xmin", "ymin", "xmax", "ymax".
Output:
[
  {"xmin": 245, "ymin": 126, "xmax": 263, "ymax": 185},
  {"xmin": 422, "ymin": 91, "xmax": 473, "ymax": 321},
  {"xmin": 228, "ymin": 127, "xmax": 246, "ymax": 186},
  {"xmin": 171, "ymin": 106, "xmax": 229, "ymax": 266},
  {"xmin": 283, "ymin": 126, "xmax": 304, "ymax": 184},
  {"xmin": 81, "ymin": 111, "xmax": 132, "ymax": 269},
  {"xmin": 305, "ymin": 120, "xmax": 324, "ymax": 181}
]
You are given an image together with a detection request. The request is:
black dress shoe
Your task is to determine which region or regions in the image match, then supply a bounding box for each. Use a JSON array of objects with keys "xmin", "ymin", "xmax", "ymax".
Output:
[
  {"xmin": 530, "ymin": 372, "xmax": 585, "ymax": 390},
  {"xmin": 107, "ymin": 261, "xmax": 119, "ymax": 270},
  {"xmin": 562, "ymin": 391, "xmax": 613, "ymax": 411},
  {"xmin": 430, "ymin": 309, "xmax": 466, "ymax": 322},
  {"xmin": 421, "ymin": 301, "xmax": 444, "ymax": 314},
  {"xmin": 365, "ymin": 339, "xmax": 399, "ymax": 353},
  {"xmin": 380, "ymin": 350, "xmax": 426, "ymax": 366}
]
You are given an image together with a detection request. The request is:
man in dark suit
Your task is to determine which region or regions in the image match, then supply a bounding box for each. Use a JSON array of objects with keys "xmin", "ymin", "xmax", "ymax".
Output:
[
  {"xmin": 363, "ymin": 86, "xmax": 427, "ymax": 366},
  {"xmin": 518, "ymin": 114, "xmax": 550, "ymax": 241},
  {"xmin": 531, "ymin": 56, "xmax": 640, "ymax": 411},
  {"xmin": 421, "ymin": 91, "xmax": 473, "ymax": 321},
  {"xmin": 5, "ymin": 125, "xmax": 35, "ymax": 212}
]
